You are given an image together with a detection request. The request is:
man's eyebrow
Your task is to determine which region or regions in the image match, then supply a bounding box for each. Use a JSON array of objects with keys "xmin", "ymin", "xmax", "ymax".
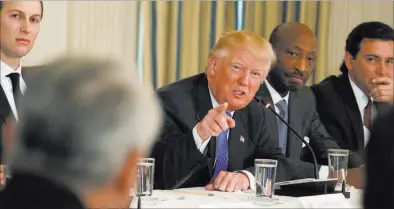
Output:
[
  {"xmin": 7, "ymin": 9, "xmax": 41, "ymax": 17},
  {"xmin": 294, "ymin": 44, "xmax": 317, "ymax": 53},
  {"xmin": 231, "ymin": 61, "xmax": 243, "ymax": 65},
  {"xmin": 364, "ymin": 54, "xmax": 379, "ymax": 57},
  {"xmin": 7, "ymin": 9, "xmax": 23, "ymax": 13}
]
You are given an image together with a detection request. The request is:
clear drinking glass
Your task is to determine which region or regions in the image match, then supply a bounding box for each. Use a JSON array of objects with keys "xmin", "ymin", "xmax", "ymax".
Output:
[
  {"xmin": 132, "ymin": 158, "xmax": 157, "ymax": 207},
  {"xmin": 249, "ymin": 159, "xmax": 279, "ymax": 205},
  {"xmin": 328, "ymin": 149, "xmax": 349, "ymax": 187},
  {"xmin": 136, "ymin": 158, "xmax": 155, "ymax": 196}
]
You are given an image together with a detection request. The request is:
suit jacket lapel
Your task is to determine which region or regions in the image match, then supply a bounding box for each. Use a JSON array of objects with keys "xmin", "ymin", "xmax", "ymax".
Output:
[
  {"xmin": 228, "ymin": 110, "xmax": 247, "ymax": 171},
  {"xmin": 256, "ymin": 84, "xmax": 279, "ymax": 141},
  {"xmin": 338, "ymin": 75, "xmax": 364, "ymax": 149},
  {"xmin": 21, "ymin": 69, "xmax": 27, "ymax": 85},
  {"xmin": 256, "ymin": 84, "xmax": 274, "ymax": 105},
  {"xmin": 0, "ymin": 86, "xmax": 13, "ymax": 122},
  {"xmin": 287, "ymin": 92, "xmax": 302, "ymax": 158},
  {"xmin": 192, "ymin": 74, "xmax": 216, "ymax": 174},
  {"xmin": 193, "ymin": 74, "xmax": 213, "ymax": 122}
]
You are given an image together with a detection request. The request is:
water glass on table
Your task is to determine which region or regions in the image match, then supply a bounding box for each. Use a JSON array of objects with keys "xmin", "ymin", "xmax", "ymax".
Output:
[
  {"xmin": 134, "ymin": 158, "xmax": 157, "ymax": 206},
  {"xmin": 328, "ymin": 149, "xmax": 349, "ymax": 187},
  {"xmin": 250, "ymin": 159, "xmax": 279, "ymax": 205}
]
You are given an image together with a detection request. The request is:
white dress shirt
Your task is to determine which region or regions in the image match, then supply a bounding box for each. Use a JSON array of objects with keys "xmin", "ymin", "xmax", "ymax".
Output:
[
  {"xmin": 191, "ymin": 89, "xmax": 255, "ymax": 190},
  {"xmin": 0, "ymin": 61, "xmax": 26, "ymax": 121},
  {"xmin": 348, "ymin": 75, "xmax": 377, "ymax": 147},
  {"xmin": 265, "ymin": 80, "xmax": 329, "ymax": 179}
]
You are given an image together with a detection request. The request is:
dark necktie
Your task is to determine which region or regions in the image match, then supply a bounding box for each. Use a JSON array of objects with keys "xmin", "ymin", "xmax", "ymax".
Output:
[
  {"xmin": 364, "ymin": 99, "xmax": 373, "ymax": 130},
  {"xmin": 210, "ymin": 112, "xmax": 232, "ymax": 183},
  {"xmin": 7, "ymin": 73, "xmax": 23, "ymax": 109},
  {"xmin": 276, "ymin": 99, "xmax": 288, "ymax": 154}
]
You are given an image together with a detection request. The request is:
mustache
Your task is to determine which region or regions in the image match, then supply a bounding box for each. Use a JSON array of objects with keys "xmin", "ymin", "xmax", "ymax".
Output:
[{"xmin": 284, "ymin": 70, "xmax": 306, "ymax": 81}]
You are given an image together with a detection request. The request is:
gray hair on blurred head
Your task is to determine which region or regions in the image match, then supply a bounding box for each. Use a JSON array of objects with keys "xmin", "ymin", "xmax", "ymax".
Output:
[{"xmin": 6, "ymin": 56, "xmax": 162, "ymax": 193}]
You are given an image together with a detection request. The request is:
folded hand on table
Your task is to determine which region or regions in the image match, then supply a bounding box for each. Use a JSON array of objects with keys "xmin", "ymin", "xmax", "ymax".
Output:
[
  {"xmin": 0, "ymin": 165, "xmax": 4, "ymax": 187},
  {"xmin": 346, "ymin": 167, "xmax": 364, "ymax": 189},
  {"xmin": 328, "ymin": 167, "xmax": 364, "ymax": 189},
  {"xmin": 205, "ymin": 171, "xmax": 249, "ymax": 192}
]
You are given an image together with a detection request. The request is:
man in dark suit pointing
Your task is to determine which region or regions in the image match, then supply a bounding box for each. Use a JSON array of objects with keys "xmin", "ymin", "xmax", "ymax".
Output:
[{"xmin": 152, "ymin": 30, "xmax": 308, "ymax": 192}]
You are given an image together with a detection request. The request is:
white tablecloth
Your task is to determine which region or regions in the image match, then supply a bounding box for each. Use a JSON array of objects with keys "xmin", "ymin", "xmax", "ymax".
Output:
[{"xmin": 130, "ymin": 187, "xmax": 363, "ymax": 208}]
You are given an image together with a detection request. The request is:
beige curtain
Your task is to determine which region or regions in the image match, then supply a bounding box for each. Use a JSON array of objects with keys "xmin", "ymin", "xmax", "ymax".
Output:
[
  {"xmin": 139, "ymin": 1, "xmax": 331, "ymax": 88},
  {"xmin": 139, "ymin": 1, "xmax": 238, "ymax": 89},
  {"xmin": 326, "ymin": 1, "xmax": 394, "ymax": 77},
  {"xmin": 243, "ymin": 1, "xmax": 331, "ymax": 86}
]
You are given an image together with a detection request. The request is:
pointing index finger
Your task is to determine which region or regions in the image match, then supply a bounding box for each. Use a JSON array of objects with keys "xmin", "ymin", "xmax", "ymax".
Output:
[{"xmin": 214, "ymin": 102, "xmax": 228, "ymax": 114}]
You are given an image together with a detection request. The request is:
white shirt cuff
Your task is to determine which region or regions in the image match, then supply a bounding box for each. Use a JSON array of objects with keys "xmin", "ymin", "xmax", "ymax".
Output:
[
  {"xmin": 237, "ymin": 170, "xmax": 255, "ymax": 190},
  {"xmin": 192, "ymin": 125, "xmax": 211, "ymax": 153},
  {"xmin": 319, "ymin": 165, "xmax": 329, "ymax": 180}
]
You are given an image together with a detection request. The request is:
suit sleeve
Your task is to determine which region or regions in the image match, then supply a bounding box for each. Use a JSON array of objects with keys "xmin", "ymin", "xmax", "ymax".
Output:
[
  {"xmin": 150, "ymin": 109, "xmax": 209, "ymax": 190},
  {"xmin": 311, "ymin": 87, "xmax": 364, "ymax": 168}
]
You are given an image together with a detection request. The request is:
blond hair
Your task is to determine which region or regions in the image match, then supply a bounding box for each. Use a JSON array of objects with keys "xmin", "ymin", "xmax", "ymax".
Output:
[{"xmin": 208, "ymin": 30, "xmax": 276, "ymax": 70}]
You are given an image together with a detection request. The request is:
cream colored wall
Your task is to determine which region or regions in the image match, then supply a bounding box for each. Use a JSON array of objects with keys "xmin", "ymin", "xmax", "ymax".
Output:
[
  {"xmin": 23, "ymin": 1, "xmax": 138, "ymax": 69},
  {"xmin": 22, "ymin": 1, "xmax": 68, "ymax": 65},
  {"xmin": 326, "ymin": 1, "xmax": 394, "ymax": 76}
]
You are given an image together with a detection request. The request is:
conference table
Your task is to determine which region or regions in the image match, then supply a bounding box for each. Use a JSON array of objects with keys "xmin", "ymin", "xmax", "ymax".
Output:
[{"xmin": 130, "ymin": 186, "xmax": 363, "ymax": 208}]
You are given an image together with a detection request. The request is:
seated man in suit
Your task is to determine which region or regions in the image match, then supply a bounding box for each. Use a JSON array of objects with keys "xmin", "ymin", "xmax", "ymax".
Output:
[
  {"xmin": 364, "ymin": 108, "xmax": 394, "ymax": 209},
  {"xmin": 0, "ymin": 0, "xmax": 43, "ymax": 184},
  {"xmin": 255, "ymin": 22, "xmax": 344, "ymax": 180},
  {"xmin": 152, "ymin": 30, "xmax": 314, "ymax": 192},
  {"xmin": 311, "ymin": 21, "xmax": 393, "ymax": 166},
  {"xmin": 256, "ymin": 23, "xmax": 364, "ymax": 188},
  {"xmin": 0, "ymin": 57, "xmax": 163, "ymax": 209}
]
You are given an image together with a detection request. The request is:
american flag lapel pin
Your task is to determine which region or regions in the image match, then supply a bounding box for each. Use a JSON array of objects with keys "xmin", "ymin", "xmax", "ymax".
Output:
[{"xmin": 240, "ymin": 135, "xmax": 245, "ymax": 143}]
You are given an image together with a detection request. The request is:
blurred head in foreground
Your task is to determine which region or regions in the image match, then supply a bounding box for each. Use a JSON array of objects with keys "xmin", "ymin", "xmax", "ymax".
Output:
[{"xmin": 1, "ymin": 56, "xmax": 162, "ymax": 208}]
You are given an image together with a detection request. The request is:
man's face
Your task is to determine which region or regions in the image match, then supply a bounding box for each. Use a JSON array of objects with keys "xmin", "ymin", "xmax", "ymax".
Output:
[
  {"xmin": 346, "ymin": 39, "xmax": 394, "ymax": 93},
  {"xmin": 207, "ymin": 49, "xmax": 270, "ymax": 111},
  {"xmin": 270, "ymin": 35, "xmax": 317, "ymax": 90},
  {"xmin": 0, "ymin": 1, "xmax": 42, "ymax": 59}
]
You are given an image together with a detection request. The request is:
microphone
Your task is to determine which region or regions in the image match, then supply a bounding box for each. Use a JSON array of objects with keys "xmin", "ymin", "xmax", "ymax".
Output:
[
  {"xmin": 260, "ymin": 99, "xmax": 319, "ymax": 179},
  {"xmin": 254, "ymin": 97, "xmax": 348, "ymax": 197},
  {"xmin": 172, "ymin": 159, "xmax": 210, "ymax": 189}
]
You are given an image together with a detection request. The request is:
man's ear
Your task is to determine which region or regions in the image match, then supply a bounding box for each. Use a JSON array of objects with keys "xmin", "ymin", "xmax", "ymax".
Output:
[
  {"xmin": 115, "ymin": 150, "xmax": 144, "ymax": 195},
  {"xmin": 207, "ymin": 57, "xmax": 217, "ymax": 77},
  {"xmin": 2, "ymin": 118, "xmax": 17, "ymax": 153},
  {"xmin": 344, "ymin": 52, "xmax": 355, "ymax": 73}
]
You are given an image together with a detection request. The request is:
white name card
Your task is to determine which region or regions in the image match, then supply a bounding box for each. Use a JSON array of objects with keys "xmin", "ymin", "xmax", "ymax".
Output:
[{"xmin": 298, "ymin": 193, "xmax": 350, "ymax": 208}]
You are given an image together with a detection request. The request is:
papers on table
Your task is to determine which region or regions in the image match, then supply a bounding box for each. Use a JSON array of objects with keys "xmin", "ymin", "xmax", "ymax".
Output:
[
  {"xmin": 199, "ymin": 202, "xmax": 256, "ymax": 208},
  {"xmin": 299, "ymin": 193, "xmax": 350, "ymax": 208}
]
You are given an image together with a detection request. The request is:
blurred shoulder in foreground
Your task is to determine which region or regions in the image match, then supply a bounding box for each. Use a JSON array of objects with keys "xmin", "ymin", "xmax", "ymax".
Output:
[{"xmin": 364, "ymin": 108, "xmax": 394, "ymax": 209}]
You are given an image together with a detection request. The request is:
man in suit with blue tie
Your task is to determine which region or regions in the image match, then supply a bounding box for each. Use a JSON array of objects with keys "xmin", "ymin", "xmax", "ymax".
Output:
[
  {"xmin": 256, "ymin": 22, "xmax": 364, "ymax": 188},
  {"xmin": 151, "ymin": 30, "xmax": 321, "ymax": 192},
  {"xmin": 0, "ymin": 1, "xmax": 43, "ymax": 186}
]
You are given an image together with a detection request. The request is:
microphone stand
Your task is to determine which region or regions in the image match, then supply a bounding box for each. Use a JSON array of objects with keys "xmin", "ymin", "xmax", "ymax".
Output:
[
  {"xmin": 264, "ymin": 103, "xmax": 319, "ymax": 179},
  {"xmin": 137, "ymin": 196, "xmax": 141, "ymax": 209},
  {"xmin": 255, "ymin": 97, "xmax": 349, "ymax": 198}
]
